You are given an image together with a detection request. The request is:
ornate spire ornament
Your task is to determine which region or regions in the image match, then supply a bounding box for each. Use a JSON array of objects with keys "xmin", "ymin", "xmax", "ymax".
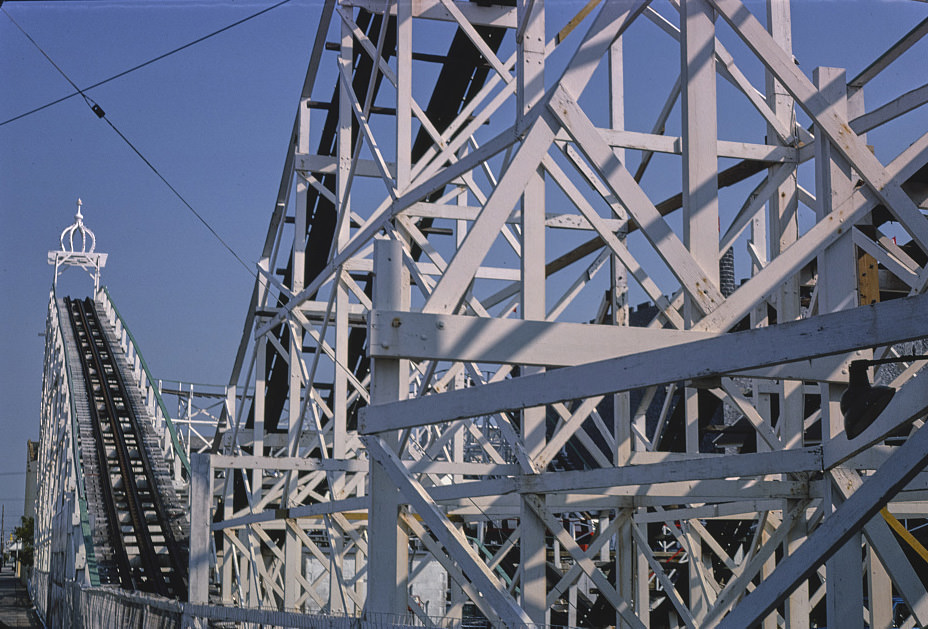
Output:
[
  {"xmin": 48, "ymin": 198, "xmax": 107, "ymax": 292},
  {"xmin": 59, "ymin": 198, "xmax": 97, "ymax": 254}
]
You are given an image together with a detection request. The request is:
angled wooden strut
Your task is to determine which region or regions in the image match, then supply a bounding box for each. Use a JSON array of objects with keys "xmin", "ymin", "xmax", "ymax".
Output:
[{"xmin": 716, "ymin": 420, "xmax": 928, "ymax": 627}]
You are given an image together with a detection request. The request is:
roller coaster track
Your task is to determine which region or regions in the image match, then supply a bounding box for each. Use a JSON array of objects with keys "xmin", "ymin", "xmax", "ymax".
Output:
[{"xmin": 64, "ymin": 297, "xmax": 189, "ymax": 600}]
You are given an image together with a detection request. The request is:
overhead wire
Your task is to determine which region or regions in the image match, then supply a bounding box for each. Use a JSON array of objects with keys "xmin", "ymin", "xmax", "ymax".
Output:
[
  {"xmin": 3, "ymin": 7, "xmax": 258, "ymax": 278},
  {"xmin": 0, "ymin": 0, "xmax": 291, "ymax": 128},
  {"xmin": 6, "ymin": 1, "xmax": 605, "ymax": 618}
]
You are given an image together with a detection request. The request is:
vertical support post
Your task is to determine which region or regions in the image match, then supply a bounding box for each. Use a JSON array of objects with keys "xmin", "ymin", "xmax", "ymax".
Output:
[
  {"xmin": 189, "ymin": 453, "xmax": 212, "ymax": 605},
  {"xmin": 815, "ymin": 65, "xmax": 856, "ymax": 433},
  {"xmin": 449, "ymin": 370, "xmax": 467, "ymax": 622},
  {"xmin": 681, "ymin": 0, "xmax": 720, "ymax": 297},
  {"xmin": 253, "ymin": 337, "xmax": 267, "ymax": 508},
  {"xmin": 396, "ymin": 0, "xmax": 412, "ymax": 194},
  {"xmin": 845, "ymin": 80, "xmax": 891, "ymax": 628},
  {"xmin": 335, "ymin": 0, "xmax": 354, "ymax": 470},
  {"xmin": 867, "ymin": 546, "xmax": 892, "ymax": 628},
  {"xmin": 681, "ymin": 1, "xmax": 718, "ymax": 622},
  {"xmin": 453, "ymin": 371, "xmax": 466, "ymax": 486},
  {"xmin": 609, "ymin": 15, "xmax": 631, "ymax": 468},
  {"xmin": 243, "ymin": 540, "xmax": 257, "ymax": 607},
  {"xmin": 221, "ymin": 490, "xmax": 234, "ymax": 603},
  {"xmin": 766, "ymin": 0, "xmax": 804, "ymax": 448},
  {"xmin": 608, "ymin": 25, "xmax": 642, "ymax": 629},
  {"xmin": 327, "ymin": 15, "xmax": 355, "ymax": 614},
  {"xmin": 518, "ymin": 0, "xmax": 547, "ymax": 623},
  {"xmin": 329, "ymin": 315, "xmax": 349, "ymax": 614},
  {"xmin": 367, "ymin": 238, "xmax": 410, "ymax": 617},
  {"xmin": 764, "ymin": 2, "xmax": 805, "ymax": 626},
  {"xmin": 283, "ymin": 99, "xmax": 311, "ymax": 611},
  {"xmin": 680, "ymin": 0, "xmax": 719, "ymax": 457},
  {"xmin": 221, "ymin": 389, "xmax": 235, "ymax": 603},
  {"xmin": 814, "ymin": 66, "xmax": 864, "ymax": 629},
  {"xmin": 247, "ymin": 330, "xmax": 267, "ymax": 607}
]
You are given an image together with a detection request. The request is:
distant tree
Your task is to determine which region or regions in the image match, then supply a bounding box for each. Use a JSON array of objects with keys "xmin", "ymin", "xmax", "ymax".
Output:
[{"xmin": 13, "ymin": 516, "xmax": 33, "ymax": 567}]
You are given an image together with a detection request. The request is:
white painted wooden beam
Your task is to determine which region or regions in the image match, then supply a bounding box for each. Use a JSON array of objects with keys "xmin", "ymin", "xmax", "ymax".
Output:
[
  {"xmin": 360, "ymin": 292, "xmax": 928, "ymax": 432},
  {"xmin": 524, "ymin": 494, "xmax": 646, "ymax": 628},
  {"xmin": 369, "ymin": 310, "xmax": 715, "ymax": 366},
  {"xmin": 709, "ymin": 0, "xmax": 928, "ymax": 254},
  {"xmin": 431, "ymin": 478, "xmax": 812, "ymax": 505},
  {"xmin": 848, "ymin": 16, "xmax": 928, "ymax": 89},
  {"xmin": 832, "ymin": 467, "xmax": 928, "ymax": 625},
  {"xmin": 696, "ymin": 128, "xmax": 928, "ymax": 332},
  {"xmin": 367, "ymin": 239, "xmax": 409, "ymax": 617},
  {"xmin": 213, "ymin": 497, "xmax": 369, "ymax": 531},
  {"xmin": 518, "ymin": 448, "xmax": 821, "ymax": 494},
  {"xmin": 554, "ymin": 128, "xmax": 797, "ymax": 162},
  {"xmin": 422, "ymin": 0, "xmax": 650, "ymax": 314},
  {"xmin": 188, "ymin": 453, "xmax": 212, "ymax": 604},
  {"xmin": 824, "ymin": 362, "xmax": 928, "ymax": 469},
  {"xmin": 296, "ymin": 154, "xmax": 396, "ymax": 179},
  {"xmin": 717, "ymin": 421, "xmax": 928, "ymax": 628},
  {"xmin": 400, "ymin": 513, "xmax": 505, "ymax": 627},
  {"xmin": 364, "ymin": 434, "xmax": 533, "ymax": 627},
  {"xmin": 342, "ymin": 0, "xmax": 518, "ymax": 28},
  {"xmin": 254, "ymin": 124, "xmax": 520, "ymax": 340},
  {"xmin": 549, "ymin": 86, "xmax": 725, "ymax": 316},
  {"xmin": 850, "ymin": 82, "xmax": 928, "ymax": 135}
]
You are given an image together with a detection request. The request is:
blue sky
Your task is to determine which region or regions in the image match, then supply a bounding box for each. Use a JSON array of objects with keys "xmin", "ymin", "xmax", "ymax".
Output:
[
  {"xmin": 1, "ymin": 0, "xmax": 926, "ymax": 521},
  {"xmin": 1, "ymin": 0, "xmax": 316, "ymax": 519}
]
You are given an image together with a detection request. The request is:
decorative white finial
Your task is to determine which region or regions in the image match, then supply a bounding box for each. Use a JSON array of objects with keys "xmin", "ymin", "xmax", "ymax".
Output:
[
  {"xmin": 48, "ymin": 197, "xmax": 107, "ymax": 292},
  {"xmin": 60, "ymin": 197, "xmax": 96, "ymax": 253}
]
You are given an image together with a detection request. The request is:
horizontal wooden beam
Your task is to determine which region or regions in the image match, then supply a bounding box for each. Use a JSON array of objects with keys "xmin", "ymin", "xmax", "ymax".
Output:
[
  {"xmin": 213, "ymin": 496, "xmax": 369, "ymax": 530},
  {"xmin": 342, "ymin": 0, "xmax": 516, "ymax": 28},
  {"xmin": 369, "ymin": 310, "xmax": 717, "ymax": 366},
  {"xmin": 716, "ymin": 422, "xmax": 928, "ymax": 627},
  {"xmin": 518, "ymin": 448, "xmax": 821, "ymax": 494},
  {"xmin": 360, "ymin": 292, "xmax": 928, "ymax": 433},
  {"xmin": 555, "ymin": 127, "xmax": 798, "ymax": 162},
  {"xmin": 295, "ymin": 153, "xmax": 395, "ymax": 178}
]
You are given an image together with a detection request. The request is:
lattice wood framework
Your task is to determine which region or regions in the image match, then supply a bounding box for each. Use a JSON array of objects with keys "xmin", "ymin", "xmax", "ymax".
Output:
[{"xmin": 200, "ymin": 0, "xmax": 928, "ymax": 626}]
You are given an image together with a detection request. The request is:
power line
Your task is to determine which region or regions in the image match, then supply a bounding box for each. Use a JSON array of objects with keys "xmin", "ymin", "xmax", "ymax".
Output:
[
  {"xmin": 102, "ymin": 117, "xmax": 258, "ymax": 277},
  {"xmin": 3, "ymin": 7, "xmax": 258, "ymax": 278},
  {"xmin": 0, "ymin": 0, "xmax": 291, "ymax": 127}
]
